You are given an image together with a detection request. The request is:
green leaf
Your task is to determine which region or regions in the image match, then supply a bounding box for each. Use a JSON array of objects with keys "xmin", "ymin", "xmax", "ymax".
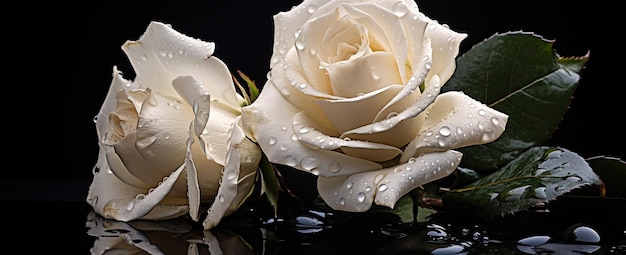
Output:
[
  {"xmin": 441, "ymin": 146, "xmax": 602, "ymax": 218},
  {"xmin": 237, "ymin": 70, "xmax": 259, "ymax": 103},
  {"xmin": 586, "ymin": 156, "xmax": 626, "ymax": 198},
  {"xmin": 443, "ymin": 32, "xmax": 589, "ymax": 171},
  {"xmin": 233, "ymin": 70, "xmax": 260, "ymax": 106},
  {"xmin": 558, "ymin": 53, "xmax": 590, "ymax": 74},
  {"xmin": 450, "ymin": 167, "xmax": 483, "ymax": 189},
  {"xmin": 259, "ymin": 155, "xmax": 281, "ymax": 217},
  {"xmin": 364, "ymin": 192, "xmax": 434, "ymax": 223}
]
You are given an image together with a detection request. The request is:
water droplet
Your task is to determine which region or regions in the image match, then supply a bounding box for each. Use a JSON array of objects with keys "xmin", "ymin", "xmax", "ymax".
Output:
[
  {"xmin": 295, "ymin": 38, "xmax": 306, "ymax": 51},
  {"xmin": 301, "ymin": 157, "xmax": 320, "ymax": 171},
  {"xmin": 491, "ymin": 117, "xmax": 500, "ymax": 125},
  {"xmin": 505, "ymin": 185, "xmax": 529, "ymax": 201},
  {"xmin": 438, "ymin": 140, "xmax": 446, "ymax": 147},
  {"xmin": 456, "ymin": 127, "xmax": 463, "ymax": 135},
  {"xmin": 569, "ymin": 225, "xmax": 601, "ymax": 243},
  {"xmin": 432, "ymin": 244, "xmax": 465, "ymax": 254},
  {"xmin": 480, "ymin": 132, "xmax": 492, "ymax": 143},
  {"xmin": 534, "ymin": 187, "xmax": 547, "ymax": 199},
  {"xmin": 284, "ymin": 155, "xmax": 298, "ymax": 166},
  {"xmin": 226, "ymin": 170, "xmax": 237, "ymax": 180},
  {"xmin": 346, "ymin": 182, "xmax": 353, "ymax": 189},
  {"xmin": 567, "ymin": 176, "xmax": 582, "ymax": 182},
  {"xmin": 392, "ymin": 2, "xmax": 409, "ymax": 17},
  {"xmin": 268, "ymin": 137, "xmax": 277, "ymax": 145},
  {"xmin": 478, "ymin": 109, "xmax": 486, "ymax": 116},
  {"xmin": 426, "ymin": 224, "xmax": 448, "ymax": 241},
  {"xmin": 298, "ymin": 127, "xmax": 309, "ymax": 134},
  {"xmin": 374, "ymin": 174, "xmax": 385, "ymax": 184},
  {"xmin": 328, "ymin": 161, "xmax": 341, "ymax": 173},
  {"xmin": 378, "ymin": 184, "xmax": 388, "ymax": 192},
  {"xmin": 126, "ymin": 201, "xmax": 135, "ymax": 211},
  {"xmin": 356, "ymin": 192, "xmax": 366, "ymax": 202},
  {"xmin": 489, "ymin": 193, "xmax": 499, "ymax": 201},
  {"xmin": 306, "ymin": 4, "xmax": 317, "ymax": 14},
  {"xmin": 218, "ymin": 194, "xmax": 225, "ymax": 202},
  {"xmin": 339, "ymin": 197, "xmax": 346, "ymax": 206},
  {"xmin": 134, "ymin": 194, "xmax": 145, "ymax": 201},
  {"xmin": 439, "ymin": 126, "xmax": 451, "ymax": 137}
]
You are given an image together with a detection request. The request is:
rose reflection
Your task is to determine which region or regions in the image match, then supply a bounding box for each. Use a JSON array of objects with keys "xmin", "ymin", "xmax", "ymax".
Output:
[{"xmin": 85, "ymin": 211, "xmax": 255, "ymax": 255}]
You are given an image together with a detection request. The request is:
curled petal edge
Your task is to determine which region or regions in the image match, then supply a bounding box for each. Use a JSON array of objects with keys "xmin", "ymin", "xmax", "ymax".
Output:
[
  {"xmin": 317, "ymin": 150, "xmax": 462, "ymax": 212},
  {"xmin": 203, "ymin": 117, "xmax": 261, "ymax": 230},
  {"xmin": 400, "ymin": 91, "xmax": 509, "ymax": 162}
]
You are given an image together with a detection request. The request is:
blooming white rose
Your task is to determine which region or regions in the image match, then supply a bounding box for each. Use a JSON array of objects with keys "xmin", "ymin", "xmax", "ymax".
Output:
[
  {"xmin": 87, "ymin": 21, "xmax": 261, "ymax": 230},
  {"xmin": 242, "ymin": 0, "xmax": 508, "ymax": 212}
]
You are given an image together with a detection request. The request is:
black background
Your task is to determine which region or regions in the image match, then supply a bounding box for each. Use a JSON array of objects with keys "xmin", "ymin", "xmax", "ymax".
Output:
[
  {"xmin": 12, "ymin": 1, "xmax": 624, "ymax": 254},
  {"xmin": 19, "ymin": 1, "xmax": 620, "ymax": 195}
]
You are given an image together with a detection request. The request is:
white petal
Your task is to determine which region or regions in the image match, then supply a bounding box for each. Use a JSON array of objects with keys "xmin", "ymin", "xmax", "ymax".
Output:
[
  {"xmin": 172, "ymin": 75, "xmax": 212, "ymax": 137},
  {"xmin": 103, "ymin": 145, "xmax": 151, "ymax": 188},
  {"xmin": 401, "ymin": 91, "xmax": 509, "ymax": 162},
  {"xmin": 203, "ymin": 118, "xmax": 261, "ymax": 229},
  {"xmin": 315, "ymin": 84, "xmax": 423, "ymax": 149},
  {"xmin": 122, "ymin": 21, "xmax": 244, "ymax": 109},
  {"xmin": 347, "ymin": 3, "xmax": 409, "ymax": 82},
  {"xmin": 293, "ymin": 4, "xmax": 340, "ymax": 94},
  {"xmin": 95, "ymin": 67, "xmax": 134, "ymax": 176},
  {"xmin": 184, "ymin": 124, "xmax": 201, "ymax": 221},
  {"xmin": 241, "ymin": 83, "xmax": 382, "ymax": 177},
  {"xmin": 86, "ymin": 163, "xmax": 189, "ymax": 222},
  {"xmin": 173, "ymin": 75, "xmax": 241, "ymax": 166},
  {"xmin": 374, "ymin": 35, "xmax": 432, "ymax": 121},
  {"xmin": 342, "ymin": 74, "xmax": 441, "ymax": 137},
  {"xmin": 293, "ymin": 112, "xmax": 402, "ymax": 161},
  {"xmin": 133, "ymin": 90, "xmax": 195, "ymax": 174},
  {"xmin": 182, "ymin": 124, "xmax": 226, "ymax": 221},
  {"xmin": 317, "ymin": 150, "xmax": 462, "ymax": 212},
  {"xmin": 374, "ymin": 150, "xmax": 462, "ymax": 208},
  {"xmin": 315, "ymin": 84, "xmax": 403, "ymax": 133},
  {"xmin": 326, "ymin": 52, "xmax": 402, "ymax": 97},
  {"xmin": 271, "ymin": 0, "xmax": 334, "ymax": 69},
  {"xmin": 112, "ymin": 132, "xmax": 176, "ymax": 185},
  {"xmin": 422, "ymin": 20, "xmax": 467, "ymax": 85}
]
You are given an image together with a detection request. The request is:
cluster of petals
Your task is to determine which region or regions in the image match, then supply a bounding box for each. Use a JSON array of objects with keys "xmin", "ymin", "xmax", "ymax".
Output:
[
  {"xmin": 87, "ymin": 21, "xmax": 261, "ymax": 230},
  {"xmin": 241, "ymin": 0, "xmax": 508, "ymax": 212},
  {"xmin": 87, "ymin": 0, "xmax": 509, "ymax": 230}
]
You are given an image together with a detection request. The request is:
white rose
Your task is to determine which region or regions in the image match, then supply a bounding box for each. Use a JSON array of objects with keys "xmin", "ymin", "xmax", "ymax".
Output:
[
  {"xmin": 87, "ymin": 21, "xmax": 261, "ymax": 230},
  {"xmin": 242, "ymin": 0, "xmax": 508, "ymax": 212}
]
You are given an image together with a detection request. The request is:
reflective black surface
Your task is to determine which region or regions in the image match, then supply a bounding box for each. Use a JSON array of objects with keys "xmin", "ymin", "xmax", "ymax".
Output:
[{"xmin": 5, "ymin": 179, "xmax": 625, "ymax": 254}]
